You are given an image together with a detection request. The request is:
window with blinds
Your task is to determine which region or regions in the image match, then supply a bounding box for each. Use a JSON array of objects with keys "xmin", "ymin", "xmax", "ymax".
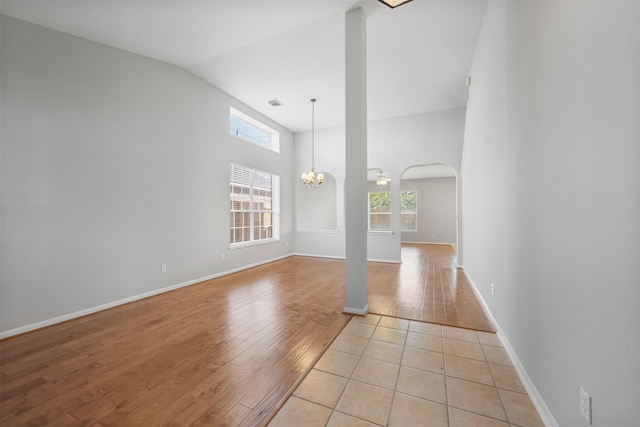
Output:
[{"xmin": 230, "ymin": 163, "xmax": 280, "ymax": 246}]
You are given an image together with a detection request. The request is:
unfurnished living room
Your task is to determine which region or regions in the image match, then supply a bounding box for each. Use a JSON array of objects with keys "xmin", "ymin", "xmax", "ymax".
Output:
[{"xmin": 0, "ymin": 1, "xmax": 638, "ymax": 426}]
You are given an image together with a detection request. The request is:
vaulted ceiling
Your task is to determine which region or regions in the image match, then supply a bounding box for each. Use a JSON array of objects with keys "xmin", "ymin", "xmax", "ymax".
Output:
[{"xmin": 0, "ymin": 0, "xmax": 488, "ymax": 132}]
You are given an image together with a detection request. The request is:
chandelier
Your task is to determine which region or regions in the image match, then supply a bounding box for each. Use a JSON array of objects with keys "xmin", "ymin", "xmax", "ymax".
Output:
[
  {"xmin": 378, "ymin": 0, "xmax": 413, "ymax": 8},
  {"xmin": 301, "ymin": 98, "xmax": 324, "ymax": 188}
]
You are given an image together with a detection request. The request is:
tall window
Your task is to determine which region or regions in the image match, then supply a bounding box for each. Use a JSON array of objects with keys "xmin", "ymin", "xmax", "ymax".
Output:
[
  {"xmin": 400, "ymin": 190, "xmax": 418, "ymax": 231},
  {"xmin": 368, "ymin": 192, "xmax": 392, "ymax": 231},
  {"xmin": 230, "ymin": 163, "xmax": 280, "ymax": 246},
  {"xmin": 230, "ymin": 107, "xmax": 280, "ymax": 153}
]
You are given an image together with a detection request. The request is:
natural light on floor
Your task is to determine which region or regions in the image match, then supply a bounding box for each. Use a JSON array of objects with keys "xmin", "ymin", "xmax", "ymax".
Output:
[{"xmin": 268, "ymin": 314, "xmax": 544, "ymax": 427}]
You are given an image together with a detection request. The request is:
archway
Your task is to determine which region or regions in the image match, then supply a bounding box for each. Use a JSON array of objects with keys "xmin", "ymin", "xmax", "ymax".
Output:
[{"xmin": 399, "ymin": 164, "xmax": 459, "ymax": 258}]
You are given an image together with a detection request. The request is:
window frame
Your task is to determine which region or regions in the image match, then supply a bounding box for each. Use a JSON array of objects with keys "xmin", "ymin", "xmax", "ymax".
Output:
[
  {"xmin": 368, "ymin": 191, "xmax": 392, "ymax": 231},
  {"xmin": 400, "ymin": 190, "xmax": 418, "ymax": 232},
  {"xmin": 229, "ymin": 107, "xmax": 280, "ymax": 153},
  {"xmin": 229, "ymin": 162, "xmax": 280, "ymax": 248}
]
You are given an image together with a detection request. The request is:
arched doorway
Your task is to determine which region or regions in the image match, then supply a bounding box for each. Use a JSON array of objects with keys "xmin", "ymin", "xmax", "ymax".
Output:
[{"xmin": 399, "ymin": 164, "xmax": 459, "ymax": 260}]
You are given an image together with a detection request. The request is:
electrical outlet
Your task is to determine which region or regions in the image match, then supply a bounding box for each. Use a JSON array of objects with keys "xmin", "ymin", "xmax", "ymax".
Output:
[
  {"xmin": 221, "ymin": 253, "xmax": 225, "ymax": 261},
  {"xmin": 491, "ymin": 283, "xmax": 495, "ymax": 296},
  {"xmin": 161, "ymin": 264, "xmax": 167, "ymax": 273},
  {"xmin": 580, "ymin": 387, "xmax": 591, "ymax": 424}
]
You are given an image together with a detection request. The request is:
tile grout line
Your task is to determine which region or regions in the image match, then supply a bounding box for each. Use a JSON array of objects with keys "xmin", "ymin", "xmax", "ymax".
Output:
[
  {"xmin": 325, "ymin": 319, "xmax": 369, "ymax": 426},
  {"xmin": 279, "ymin": 316, "xmax": 377, "ymax": 425},
  {"xmin": 272, "ymin": 315, "xmax": 537, "ymax": 427},
  {"xmin": 327, "ymin": 315, "xmax": 384, "ymax": 426},
  {"xmin": 442, "ymin": 323, "xmax": 451, "ymax": 427},
  {"xmin": 382, "ymin": 319, "xmax": 410, "ymax": 427},
  {"xmin": 385, "ymin": 323, "xmax": 508, "ymax": 424},
  {"xmin": 459, "ymin": 328, "xmax": 521, "ymax": 424}
]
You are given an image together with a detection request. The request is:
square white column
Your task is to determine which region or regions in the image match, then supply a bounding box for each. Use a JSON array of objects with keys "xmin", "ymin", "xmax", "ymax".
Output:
[{"xmin": 344, "ymin": 7, "xmax": 368, "ymax": 315}]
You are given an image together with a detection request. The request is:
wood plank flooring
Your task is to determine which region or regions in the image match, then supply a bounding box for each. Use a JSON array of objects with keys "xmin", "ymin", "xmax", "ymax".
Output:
[
  {"xmin": 369, "ymin": 244, "xmax": 494, "ymax": 332},
  {"xmin": 0, "ymin": 244, "xmax": 493, "ymax": 426}
]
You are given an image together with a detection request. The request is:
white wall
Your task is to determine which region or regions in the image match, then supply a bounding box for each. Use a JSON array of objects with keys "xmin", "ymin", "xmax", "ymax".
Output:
[
  {"xmin": 296, "ymin": 173, "xmax": 338, "ymax": 231},
  {"xmin": 400, "ymin": 177, "xmax": 456, "ymax": 245},
  {"xmin": 463, "ymin": 2, "xmax": 640, "ymax": 426},
  {"xmin": 0, "ymin": 16, "xmax": 294, "ymax": 334},
  {"xmin": 294, "ymin": 108, "xmax": 466, "ymax": 262}
]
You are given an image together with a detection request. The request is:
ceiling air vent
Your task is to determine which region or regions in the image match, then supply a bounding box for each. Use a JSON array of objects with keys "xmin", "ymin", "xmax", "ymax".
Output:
[{"xmin": 268, "ymin": 99, "xmax": 283, "ymax": 107}]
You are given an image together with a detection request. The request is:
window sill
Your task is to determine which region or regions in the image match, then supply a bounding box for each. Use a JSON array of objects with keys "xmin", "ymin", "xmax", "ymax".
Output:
[
  {"xmin": 229, "ymin": 134, "xmax": 280, "ymax": 154},
  {"xmin": 368, "ymin": 230, "xmax": 394, "ymax": 235},
  {"xmin": 230, "ymin": 238, "xmax": 280, "ymax": 250}
]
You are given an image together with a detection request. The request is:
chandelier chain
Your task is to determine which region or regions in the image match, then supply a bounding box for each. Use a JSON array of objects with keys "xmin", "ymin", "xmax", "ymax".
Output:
[
  {"xmin": 301, "ymin": 98, "xmax": 323, "ymax": 188},
  {"xmin": 311, "ymin": 98, "xmax": 316, "ymax": 171}
]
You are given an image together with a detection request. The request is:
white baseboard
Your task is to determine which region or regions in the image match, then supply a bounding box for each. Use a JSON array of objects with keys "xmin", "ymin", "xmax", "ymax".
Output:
[
  {"xmin": 496, "ymin": 328, "xmax": 559, "ymax": 427},
  {"xmin": 293, "ymin": 253, "xmax": 345, "ymax": 260},
  {"xmin": 459, "ymin": 268, "xmax": 559, "ymax": 427},
  {"xmin": 293, "ymin": 253, "xmax": 401, "ymax": 264},
  {"xmin": 343, "ymin": 304, "xmax": 369, "ymax": 316},
  {"xmin": 401, "ymin": 241, "xmax": 456, "ymax": 246},
  {"xmin": 367, "ymin": 258, "xmax": 402, "ymax": 264},
  {"xmin": 0, "ymin": 254, "xmax": 292, "ymax": 339}
]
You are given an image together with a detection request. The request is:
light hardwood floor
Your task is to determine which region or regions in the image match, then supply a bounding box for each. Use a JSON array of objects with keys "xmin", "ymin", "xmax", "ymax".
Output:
[
  {"xmin": 369, "ymin": 244, "xmax": 494, "ymax": 331},
  {"xmin": 0, "ymin": 244, "xmax": 493, "ymax": 426}
]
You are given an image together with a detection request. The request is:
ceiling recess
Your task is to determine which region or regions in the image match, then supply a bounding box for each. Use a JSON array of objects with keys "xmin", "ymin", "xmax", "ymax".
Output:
[
  {"xmin": 378, "ymin": 0, "xmax": 414, "ymax": 9},
  {"xmin": 268, "ymin": 99, "xmax": 283, "ymax": 107}
]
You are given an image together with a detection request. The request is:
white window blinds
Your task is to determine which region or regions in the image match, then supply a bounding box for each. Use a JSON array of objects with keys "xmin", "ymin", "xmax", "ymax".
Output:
[{"xmin": 230, "ymin": 163, "xmax": 280, "ymax": 246}]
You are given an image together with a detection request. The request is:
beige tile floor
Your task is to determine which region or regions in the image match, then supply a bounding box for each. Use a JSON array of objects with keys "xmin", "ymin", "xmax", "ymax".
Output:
[{"xmin": 268, "ymin": 314, "xmax": 544, "ymax": 427}]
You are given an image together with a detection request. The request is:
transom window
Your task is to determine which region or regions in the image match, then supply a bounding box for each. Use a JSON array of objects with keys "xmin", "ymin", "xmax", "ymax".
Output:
[
  {"xmin": 230, "ymin": 163, "xmax": 280, "ymax": 246},
  {"xmin": 368, "ymin": 192, "xmax": 392, "ymax": 231},
  {"xmin": 400, "ymin": 190, "xmax": 417, "ymax": 231},
  {"xmin": 229, "ymin": 107, "xmax": 280, "ymax": 153}
]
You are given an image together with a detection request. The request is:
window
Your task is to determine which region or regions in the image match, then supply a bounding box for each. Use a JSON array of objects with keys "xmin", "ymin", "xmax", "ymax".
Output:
[
  {"xmin": 230, "ymin": 163, "xmax": 280, "ymax": 246},
  {"xmin": 230, "ymin": 107, "xmax": 280, "ymax": 153},
  {"xmin": 368, "ymin": 192, "xmax": 391, "ymax": 231},
  {"xmin": 400, "ymin": 190, "xmax": 417, "ymax": 231}
]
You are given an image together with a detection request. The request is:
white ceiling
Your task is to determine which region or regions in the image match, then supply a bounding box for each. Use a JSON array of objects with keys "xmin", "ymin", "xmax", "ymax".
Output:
[{"xmin": 0, "ymin": 0, "xmax": 487, "ymax": 133}]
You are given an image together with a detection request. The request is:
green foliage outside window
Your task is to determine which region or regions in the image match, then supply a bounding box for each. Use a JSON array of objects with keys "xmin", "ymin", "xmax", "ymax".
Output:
[
  {"xmin": 369, "ymin": 192, "xmax": 391, "ymax": 211},
  {"xmin": 369, "ymin": 192, "xmax": 391, "ymax": 230},
  {"xmin": 400, "ymin": 190, "xmax": 417, "ymax": 231},
  {"xmin": 400, "ymin": 191, "xmax": 416, "ymax": 210}
]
